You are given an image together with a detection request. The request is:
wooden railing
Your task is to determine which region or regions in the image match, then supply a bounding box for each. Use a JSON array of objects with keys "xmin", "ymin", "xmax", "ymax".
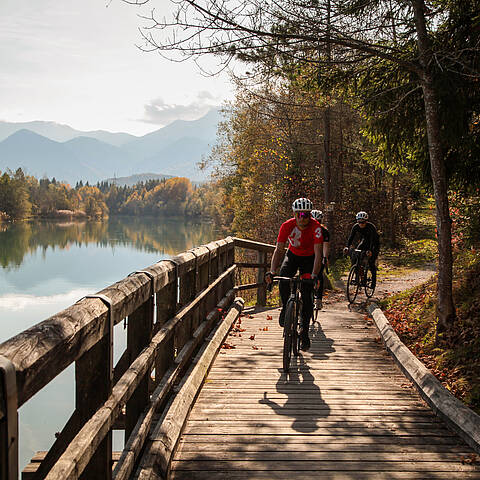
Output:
[
  {"xmin": 232, "ymin": 237, "xmax": 275, "ymax": 306},
  {"xmin": 0, "ymin": 236, "xmax": 275, "ymax": 480}
]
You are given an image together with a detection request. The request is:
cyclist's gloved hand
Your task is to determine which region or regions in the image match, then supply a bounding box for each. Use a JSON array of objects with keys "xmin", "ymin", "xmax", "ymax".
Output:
[
  {"xmin": 311, "ymin": 273, "xmax": 321, "ymax": 291},
  {"xmin": 322, "ymin": 256, "xmax": 328, "ymax": 266},
  {"xmin": 265, "ymin": 271, "xmax": 274, "ymax": 292}
]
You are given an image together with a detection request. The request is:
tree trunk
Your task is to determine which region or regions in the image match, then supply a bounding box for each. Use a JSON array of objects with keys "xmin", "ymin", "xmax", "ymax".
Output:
[
  {"xmin": 390, "ymin": 175, "xmax": 396, "ymax": 245},
  {"xmin": 413, "ymin": 0, "xmax": 456, "ymax": 335},
  {"xmin": 322, "ymin": 0, "xmax": 335, "ymax": 253}
]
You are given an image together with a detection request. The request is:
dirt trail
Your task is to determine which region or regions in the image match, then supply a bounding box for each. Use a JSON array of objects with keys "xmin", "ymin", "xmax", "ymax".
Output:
[{"xmin": 325, "ymin": 263, "xmax": 437, "ymax": 313}]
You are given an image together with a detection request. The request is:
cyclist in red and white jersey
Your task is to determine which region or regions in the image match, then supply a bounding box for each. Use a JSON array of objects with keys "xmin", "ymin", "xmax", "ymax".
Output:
[{"xmin": 265, "ymin": 198, "xmax": 323, "ymax": 351}]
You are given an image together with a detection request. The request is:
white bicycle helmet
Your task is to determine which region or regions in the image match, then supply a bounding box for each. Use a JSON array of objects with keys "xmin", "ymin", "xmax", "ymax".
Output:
[
  {"xmin": 292, "ymin": 198, "xmax": 313, "ymax": 212},
  {"xmin": 311, "ymin": 209, "xmax": 323, "ymax": 221},
  {"xmin": 356, "ymin": 211, "xmax": 369, "ymax": 221}
]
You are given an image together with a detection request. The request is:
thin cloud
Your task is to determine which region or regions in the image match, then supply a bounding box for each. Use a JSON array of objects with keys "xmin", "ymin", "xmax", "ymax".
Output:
[
  {"xmin": 0, "ymin": 289, "xmax": 90, "ymax": 311},
  {"xmin": 141, "ymin": 95, "xmax": 220, "ymax": 125}
]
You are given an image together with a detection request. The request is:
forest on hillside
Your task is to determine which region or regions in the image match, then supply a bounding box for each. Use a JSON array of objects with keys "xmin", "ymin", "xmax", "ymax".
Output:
[{"xmin": 0, "ymin": 170, "xmax": 220, "ymax": 220}]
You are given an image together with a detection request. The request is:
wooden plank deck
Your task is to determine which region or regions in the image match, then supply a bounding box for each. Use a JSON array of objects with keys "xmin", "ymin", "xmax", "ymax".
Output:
[{"xmin": 171, "ymin": 304, "xmax": 480, "ymax": 479}]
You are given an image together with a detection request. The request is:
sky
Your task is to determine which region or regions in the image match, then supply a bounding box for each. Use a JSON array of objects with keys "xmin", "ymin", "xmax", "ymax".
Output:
[{"xmin": 0, "ymin": 0, "xmax": 235, "ymax": 135}]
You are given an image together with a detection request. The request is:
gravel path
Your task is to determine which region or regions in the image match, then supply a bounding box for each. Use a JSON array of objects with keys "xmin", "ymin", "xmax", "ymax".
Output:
[{"xmin": 326, "ymin": 263, "xmax": 437, "ymax": 313}]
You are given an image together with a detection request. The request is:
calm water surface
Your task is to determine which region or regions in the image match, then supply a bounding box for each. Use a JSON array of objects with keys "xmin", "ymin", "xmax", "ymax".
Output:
[{"xmin": 0, "ymin": 216, "xmax": 220, "ymax": 472}]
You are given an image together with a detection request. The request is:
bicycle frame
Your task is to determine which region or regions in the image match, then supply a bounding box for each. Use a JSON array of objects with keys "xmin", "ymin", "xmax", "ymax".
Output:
[
  {"xmin": 271, "ymin": 275, "xmax": 314, "ymax": 373},
  {"xmin": 346, "ymin": 249, "xmax": 375, "ymax": 303}
]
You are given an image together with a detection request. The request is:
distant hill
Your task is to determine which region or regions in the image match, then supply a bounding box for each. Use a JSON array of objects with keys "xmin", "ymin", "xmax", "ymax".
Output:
[
  {"xmin": 135, "ymin": 136, "xmax": 212, "ymax": 180},
  {"xmin": 64, "ymin": 136, "xmax": 133, "ymax": 179},
  {"xmin": 0, "ymin": 130, "xmax": 133, "ymax": 184},
  {"xmin": 0, "ymin": 120, "xmax": 136, "ymax": 146},
  {"xmin": 0, "ymin": 130, "xmax": 88, "ymax": 184},
  {"xmin": 103, "ymin": 173, "xmax": 174, "ymax": 187},
  {"xmin": 0, "ymin": 108, "xmax": 224, "ymax": 184},
  {"xmin": 123, "ymin": 109, "xmax": 221, "ymax": 160}
]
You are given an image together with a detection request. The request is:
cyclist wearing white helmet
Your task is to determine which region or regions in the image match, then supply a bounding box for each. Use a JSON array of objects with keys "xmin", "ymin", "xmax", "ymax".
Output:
[
  {"xmin": 343, "ymin": 211, "xmax": 380, "ymax": 287},
  {"xmin": 265, "ymin": 197, "xmax": 323, "ymax": 351}
]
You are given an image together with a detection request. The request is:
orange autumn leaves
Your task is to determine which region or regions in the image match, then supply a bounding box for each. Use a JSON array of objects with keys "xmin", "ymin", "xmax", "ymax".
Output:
[{"xmin": 221, "ymin": 312, "xmax": 273, "ymax": 350}]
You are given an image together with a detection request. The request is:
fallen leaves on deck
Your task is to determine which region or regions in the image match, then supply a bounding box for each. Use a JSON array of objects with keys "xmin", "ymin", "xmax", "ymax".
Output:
[{"xmin": 460, "ymin": 454, "xmax": 479, "ymax": 465}]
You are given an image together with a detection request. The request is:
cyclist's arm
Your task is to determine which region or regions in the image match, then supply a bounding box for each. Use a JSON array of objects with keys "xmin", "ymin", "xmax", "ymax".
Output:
[
  {"xmin": 270, "ymin": 241, "xmax": 286, "ymax": 274},
  {"xmin": 366, "ymin": 224, "xmax": 379, "ymax": 253},
  {"xmin": 312, "ymin": 242, "xmax": 323, "ymax": 276},
  {"xmin": 321, "ymin": 227, "xmax": 330, "ymax": 259},
  {"xmin": 323, "ymin": 241, "xmax": 329, "ymax": 259}
]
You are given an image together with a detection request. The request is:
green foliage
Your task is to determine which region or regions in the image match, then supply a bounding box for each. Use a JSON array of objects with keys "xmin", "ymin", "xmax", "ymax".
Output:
[
  {"xmin": 449, "ymin": 191, "xmax": 480, "ymax": 249},
  {"xmin": 0, "ymin": 169, "xmax": 32, "ymax": 220}
]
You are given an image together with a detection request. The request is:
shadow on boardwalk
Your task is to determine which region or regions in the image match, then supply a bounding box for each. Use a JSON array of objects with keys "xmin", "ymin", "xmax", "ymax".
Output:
[{"xmin": 258, "ymin": 321, "xmax": 335, "ymax": 433}]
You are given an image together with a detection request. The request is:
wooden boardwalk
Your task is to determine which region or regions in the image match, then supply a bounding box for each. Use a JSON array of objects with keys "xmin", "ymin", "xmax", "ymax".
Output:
[{"xmin": 171, "ymin": 304, "xmax": 480, "ymax": 479}]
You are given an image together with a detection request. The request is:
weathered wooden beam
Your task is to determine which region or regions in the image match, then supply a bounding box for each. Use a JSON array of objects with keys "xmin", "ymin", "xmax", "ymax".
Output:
[
  {"xmin": 0, "ymin": 355, "xmax": 17, "ymax": 480},
  {"xmin": 256, "ymin": 251, "xmax": 267, "ymax": 307},
  {"xmin": 76, "ymin": 295, "xmax": 114, "ymax": 480},
  {"xmin": 234, "ymin": 282, "xmax": 265, "ymax": 292},
  {"xmin": 236, "ymin": 262, "xmax": 269, "ymax": 268},
  {"xmin": 126, "ymin": 296, "xmax": 154, "ymax": 440},
  {"xmin": 232, "ymin": 237, "xmax": 275, "ymax": 253},
  {"xmin": 154, "ymin": 282, "xmax": 176, "ymax": 390}
]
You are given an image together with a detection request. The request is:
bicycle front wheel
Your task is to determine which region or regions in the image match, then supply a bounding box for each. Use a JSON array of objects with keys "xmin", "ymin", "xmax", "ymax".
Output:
[
  {"xmin": 293, "ymin": 298, "xmax": 302, "ymax": 357},
  {"xmin": 364, "ymin": 265, "xmax": 376, "ymax": 298},
  {"xmin": 346, "ymin": 265, "xmax": 360, "ymax": 304},
  {"xmin": 283, "ymin": 299, "xmax": 295, "ymax": 373}
]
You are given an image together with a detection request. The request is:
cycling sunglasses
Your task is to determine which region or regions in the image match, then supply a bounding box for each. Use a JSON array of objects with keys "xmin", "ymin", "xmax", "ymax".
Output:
[{"xmin": 296, "ymin": 211, "xmax": 310, "ymax": 219}]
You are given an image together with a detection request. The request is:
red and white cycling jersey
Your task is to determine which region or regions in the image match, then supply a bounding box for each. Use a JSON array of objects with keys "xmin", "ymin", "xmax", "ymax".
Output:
[{"xmin": 277, "ymin": 218, "xmax": 323, "ymax": 256}]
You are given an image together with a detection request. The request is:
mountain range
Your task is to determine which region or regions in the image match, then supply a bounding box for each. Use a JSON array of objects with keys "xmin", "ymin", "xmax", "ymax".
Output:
[{"xmin": 0, "ymin": 109, "xmax": 222, "ymax": 184}]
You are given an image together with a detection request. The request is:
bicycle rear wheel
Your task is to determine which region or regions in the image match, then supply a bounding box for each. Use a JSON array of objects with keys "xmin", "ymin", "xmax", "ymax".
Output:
[
  {"xmin": 283, "ymin": 299, "xmax": 295, "ymax": 373},
  {"xmin": 346, "ymin": 265, "xmax": 360, "ymax": 303},
  {"xmin": 364, "ymin": 265, "xmax": 376, "ymax": 298}
]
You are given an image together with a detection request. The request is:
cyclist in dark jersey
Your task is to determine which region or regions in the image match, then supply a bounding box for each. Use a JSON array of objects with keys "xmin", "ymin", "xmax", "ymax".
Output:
[
  {"xmin": 344, "ymin": 211, "xmax": 380, "ymax": 287},
  {"xmin": 265, "ymin": 198, "xmax": 323, "ymax": 351},
  {"xmin": 311, "ymin": 210, "xmax": 329, "ymax": 308}
]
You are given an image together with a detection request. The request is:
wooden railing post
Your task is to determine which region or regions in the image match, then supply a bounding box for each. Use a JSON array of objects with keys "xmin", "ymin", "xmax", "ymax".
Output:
[
  {"xmin": 256, "ymin": 251, "xmax": 267, "ymax": 306},
  {"xmin": 76, "ymin": 295, "xmax": 113, "ymax": 480},
  {"xmin": 125, "ymin": 273, "xmax": 154, "ymax": 441},
  {"xmin": 0, "ymin": 356, "xmax": 17, "ymax": 480},
  {"xmin": 155, "ymin": 280, "xmax": 177, "ymax": 385}
]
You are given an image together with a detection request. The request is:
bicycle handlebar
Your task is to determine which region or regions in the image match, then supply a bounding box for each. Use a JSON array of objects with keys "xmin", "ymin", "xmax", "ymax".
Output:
[{"xmin": 266, "ymin": 275, "xmax": 317, "ymax": 292}]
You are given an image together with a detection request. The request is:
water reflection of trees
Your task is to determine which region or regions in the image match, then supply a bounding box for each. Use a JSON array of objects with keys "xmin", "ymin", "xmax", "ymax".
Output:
[{"xmin": 0, "ymin": 217, "xmax": 218, "ymax": 269}]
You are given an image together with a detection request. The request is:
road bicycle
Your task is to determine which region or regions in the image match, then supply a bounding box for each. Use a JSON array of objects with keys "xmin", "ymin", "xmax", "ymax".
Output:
[
  {"xmin": 268, "ymin": 275, "xmax": 315, "ymax": 374},
  {"xmin": 346, "ymin": 249, "xmax": 376, "ymax": 303}
]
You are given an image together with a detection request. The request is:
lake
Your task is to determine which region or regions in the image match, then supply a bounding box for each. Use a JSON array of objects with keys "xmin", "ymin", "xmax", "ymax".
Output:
[{"xmin": 0, "ymin": 216, "xmax": 220, "ymax": 473}]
